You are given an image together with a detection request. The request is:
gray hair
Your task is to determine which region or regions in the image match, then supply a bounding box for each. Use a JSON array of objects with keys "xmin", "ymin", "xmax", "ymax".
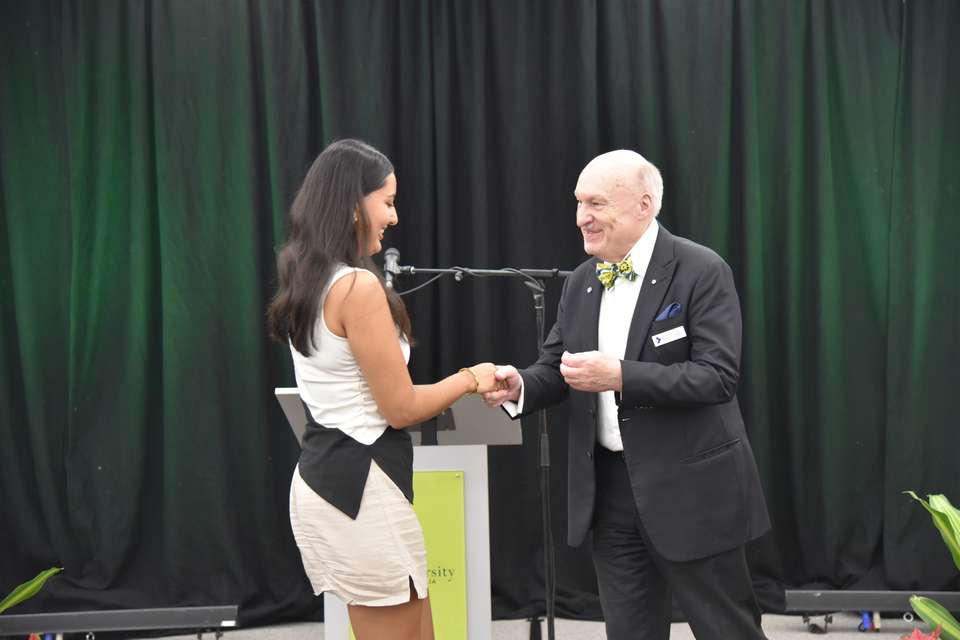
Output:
[{"xmin": 636, "ymin": 156, "xmax": 664, "ymax": 215}]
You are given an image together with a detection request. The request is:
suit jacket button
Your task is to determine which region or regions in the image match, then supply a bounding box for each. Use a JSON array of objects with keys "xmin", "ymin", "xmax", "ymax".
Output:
[{"xmin": 586, "ymin": 450, "xmax": 593, "ymax": 459}]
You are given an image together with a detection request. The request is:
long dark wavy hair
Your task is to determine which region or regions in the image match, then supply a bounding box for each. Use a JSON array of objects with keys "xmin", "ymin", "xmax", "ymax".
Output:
[{"xmin": 267, "ymin": 139, "xmax": 412, "ymax": 355}]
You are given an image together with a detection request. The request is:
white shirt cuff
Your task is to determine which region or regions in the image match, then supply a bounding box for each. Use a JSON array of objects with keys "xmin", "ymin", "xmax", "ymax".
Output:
[{"xmin": 501, "ymin": 377, "xmax": 526, "ymax": 417}]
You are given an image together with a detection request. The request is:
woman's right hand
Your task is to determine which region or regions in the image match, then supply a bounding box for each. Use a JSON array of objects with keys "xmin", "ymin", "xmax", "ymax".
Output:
[{"xmin": 466, "ymin": 362, "xmax": 498, "ymax": 394}]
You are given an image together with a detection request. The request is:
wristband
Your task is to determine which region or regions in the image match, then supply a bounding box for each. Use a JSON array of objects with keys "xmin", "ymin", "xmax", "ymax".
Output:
[{"xmin": 459, "ymin": 367, "xmax": 480, "ymax": 393}]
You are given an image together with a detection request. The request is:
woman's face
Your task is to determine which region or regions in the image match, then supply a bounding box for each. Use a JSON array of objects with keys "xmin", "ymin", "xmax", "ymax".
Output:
[{"xmin": 360, "ymin": 172, "xmax": 397, "ymax": 255}]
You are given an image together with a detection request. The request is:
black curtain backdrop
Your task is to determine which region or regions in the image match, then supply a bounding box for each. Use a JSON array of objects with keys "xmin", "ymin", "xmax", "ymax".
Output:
[{"xmin": 2, "ymin": 0, "xmax": 958, "ymax": 628}]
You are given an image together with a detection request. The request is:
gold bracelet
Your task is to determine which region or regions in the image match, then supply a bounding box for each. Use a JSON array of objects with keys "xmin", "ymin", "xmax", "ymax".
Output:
[{"xmin": 459, "ymin": 367, "xmax": 480, "ymax": 393}]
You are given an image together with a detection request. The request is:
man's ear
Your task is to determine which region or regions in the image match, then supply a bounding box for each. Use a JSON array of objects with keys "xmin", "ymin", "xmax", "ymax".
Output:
[{"xmin": 637, "ymin": 192, "xmax": 654, "ymax": 219}]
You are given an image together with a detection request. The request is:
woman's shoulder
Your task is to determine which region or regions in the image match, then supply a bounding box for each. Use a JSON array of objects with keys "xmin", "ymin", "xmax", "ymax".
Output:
[
  {"xmin": 330, "ymin": 265, "xmax": 379, "ymax": 286},
  {"xmin": 327, "ymin": 267, "xmax": 383, "ymax": 304}
]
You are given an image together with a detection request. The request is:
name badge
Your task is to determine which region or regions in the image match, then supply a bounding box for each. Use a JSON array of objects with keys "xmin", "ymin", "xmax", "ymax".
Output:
[{"xmin": 651, "ymin": 325, "xmax": 686, "ymax": 347}]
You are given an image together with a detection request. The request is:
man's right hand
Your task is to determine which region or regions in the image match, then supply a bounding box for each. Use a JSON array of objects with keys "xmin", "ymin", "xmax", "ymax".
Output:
[{"xmin": 481, "ymin": 365, "xmax": 522, "ymax": 407}]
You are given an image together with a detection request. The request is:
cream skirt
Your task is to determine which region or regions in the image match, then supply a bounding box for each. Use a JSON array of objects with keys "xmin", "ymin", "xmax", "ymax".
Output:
[{"xmin": 289, "ymin": 462, "xmax": 428, "ymax": 607}]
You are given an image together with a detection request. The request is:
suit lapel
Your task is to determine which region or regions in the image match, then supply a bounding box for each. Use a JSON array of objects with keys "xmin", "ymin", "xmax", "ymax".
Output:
[
  {"xmin": 580, "ymin": 258, "xmax": 604, "ymax": 352},
  {"xmin": 623, "ymin": 226, "xmax": 677, "ymax": 361}
]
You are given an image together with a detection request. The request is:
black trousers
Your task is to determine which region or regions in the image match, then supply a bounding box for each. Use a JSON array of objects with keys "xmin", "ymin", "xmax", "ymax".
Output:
[{"xmin": 591, "ymin": 446, "xmax": 767, "ymax": 640}]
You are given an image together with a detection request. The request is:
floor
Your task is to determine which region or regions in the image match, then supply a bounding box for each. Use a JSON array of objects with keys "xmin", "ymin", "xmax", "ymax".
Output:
[{"xmin": 143, "ymin": 611, "xmax": 923, "ymax": 639}]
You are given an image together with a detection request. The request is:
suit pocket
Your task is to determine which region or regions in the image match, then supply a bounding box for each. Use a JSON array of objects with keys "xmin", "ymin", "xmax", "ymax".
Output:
[
  {"xmin": 650, "ymin": 314, "xmax": 685, "ymax": 333},
  {"xmin": 681, "ymin": 438, "xmax": 741, "ymax": 464},
  {"xmin": 649, "ymin": 316, "xmax": 689, "ymax": 363}
]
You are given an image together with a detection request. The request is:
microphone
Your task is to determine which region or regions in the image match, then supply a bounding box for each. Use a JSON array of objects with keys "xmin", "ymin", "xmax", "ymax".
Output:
[{"xmin": 384, "ymin": 247, "xmax": 400, "ymax": 289}]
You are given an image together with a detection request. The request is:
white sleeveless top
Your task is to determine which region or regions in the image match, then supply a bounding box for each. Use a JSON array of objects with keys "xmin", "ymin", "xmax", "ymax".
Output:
[{"xmin": 290, "ymin": 265, "xmax": 410, "ymax": 445}]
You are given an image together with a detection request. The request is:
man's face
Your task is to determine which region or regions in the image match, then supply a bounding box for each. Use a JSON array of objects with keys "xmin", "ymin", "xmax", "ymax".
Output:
[{"xmin": 574, "ymin": 162, "xmax": 651, "ymax": 262}]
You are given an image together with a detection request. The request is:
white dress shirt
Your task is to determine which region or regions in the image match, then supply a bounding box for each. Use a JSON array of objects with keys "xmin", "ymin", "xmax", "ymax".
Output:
[
  {"xmin": 504, "ymin": 220, "xmax": 659, "ymax": 452},
  {"xmin": 595, "ymin": 220, "xmax": 658, "ymax": 449}
]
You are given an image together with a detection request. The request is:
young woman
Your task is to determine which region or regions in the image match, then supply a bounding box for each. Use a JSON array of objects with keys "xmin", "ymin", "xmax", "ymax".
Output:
[{"xmin": 267, "ymin": 139, "xmax": 497, "ymax": 639}]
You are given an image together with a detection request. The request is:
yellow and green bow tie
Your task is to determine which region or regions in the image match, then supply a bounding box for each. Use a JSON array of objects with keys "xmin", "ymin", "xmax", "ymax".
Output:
[{"xmin": 595, "ymin": 255, "xmax": 637, "ymax": 290}]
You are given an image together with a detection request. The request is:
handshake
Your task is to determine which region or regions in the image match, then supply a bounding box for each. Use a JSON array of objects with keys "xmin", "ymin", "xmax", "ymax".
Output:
[
  {"xmin": 461, "ymin": 363, "xmax": 522, "ymax": 406},
  {"xmin": 464, "ymin": 350, "xmax": 624, "ymax": 407}
]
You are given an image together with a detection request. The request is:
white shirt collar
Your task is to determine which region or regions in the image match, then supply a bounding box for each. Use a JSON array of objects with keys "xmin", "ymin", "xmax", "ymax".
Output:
[{"xmin": 624, "ymin": 218, "xmax": 659, "ymax": 272}]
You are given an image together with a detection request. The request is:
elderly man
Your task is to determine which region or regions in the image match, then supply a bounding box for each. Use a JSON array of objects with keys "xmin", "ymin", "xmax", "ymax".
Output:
[{"xmin": 483, "ymin": 150, "xmax": 770, "ymax": 639}]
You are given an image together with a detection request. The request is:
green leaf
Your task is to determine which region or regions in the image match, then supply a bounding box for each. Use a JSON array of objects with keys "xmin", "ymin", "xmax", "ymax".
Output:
[
  {"xmin": 0, "ymin": 567, "xmax": 62, "ymax": 615},
  {"xmin": 928, "ymin": 495, "xmax": 960, "ymax": 572},
  {"xmin": 911, "ymin": 596, "xmax": 960, "ymax": 640},
  {"xmin": 905, "ymin": 491, "xmax": 960, "ymax": 572}
]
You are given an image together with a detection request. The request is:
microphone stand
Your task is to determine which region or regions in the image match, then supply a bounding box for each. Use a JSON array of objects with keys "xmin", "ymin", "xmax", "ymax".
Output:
[{"xmin": 393, "ymin": 262, "xmax": 571, "ymax": 640}]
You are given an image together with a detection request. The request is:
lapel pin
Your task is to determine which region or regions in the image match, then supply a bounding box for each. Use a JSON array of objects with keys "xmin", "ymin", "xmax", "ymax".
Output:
[
  {"xmin": 650, "ymin": 278, "xmax": 657, "ymax": 285},
  {"xmin": 587, "ymin": 286, "xmax": 593, "ymax": 293}
]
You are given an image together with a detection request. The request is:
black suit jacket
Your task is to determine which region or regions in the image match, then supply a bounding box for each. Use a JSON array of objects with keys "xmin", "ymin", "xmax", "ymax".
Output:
[{"xmin": 518, "ymin": 225, "xmax": 770, "ymax": 562}]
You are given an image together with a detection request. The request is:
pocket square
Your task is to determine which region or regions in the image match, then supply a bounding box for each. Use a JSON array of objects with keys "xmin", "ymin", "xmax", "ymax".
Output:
[{"xmin": 655, "ymin": 302, "xmax": 682, "ymax": 322}]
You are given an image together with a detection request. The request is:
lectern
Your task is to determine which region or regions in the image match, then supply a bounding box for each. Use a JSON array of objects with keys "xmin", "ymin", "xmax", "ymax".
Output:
[{"xmin": 275, "ymin": 389, "xmax": 521, "ymax": 640}]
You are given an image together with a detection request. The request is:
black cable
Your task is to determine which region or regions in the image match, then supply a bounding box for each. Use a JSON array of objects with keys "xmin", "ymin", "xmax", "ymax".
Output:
[
  {"xmin": 503, "ymin": 267, "xmax": 546, "ymax": 293},
  {"xmin": 397, "ymin": 267, "xmax": 484, "ymax": 296},
  {"xmin": 395, "ymin": 273, "xmax": 449, "ymax": 296}
]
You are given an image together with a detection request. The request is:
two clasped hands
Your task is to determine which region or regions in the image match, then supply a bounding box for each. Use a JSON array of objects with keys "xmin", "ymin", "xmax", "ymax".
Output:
[{"xmin": 463, "ymin": 351, "xmax": 624, "ymax": 405}]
